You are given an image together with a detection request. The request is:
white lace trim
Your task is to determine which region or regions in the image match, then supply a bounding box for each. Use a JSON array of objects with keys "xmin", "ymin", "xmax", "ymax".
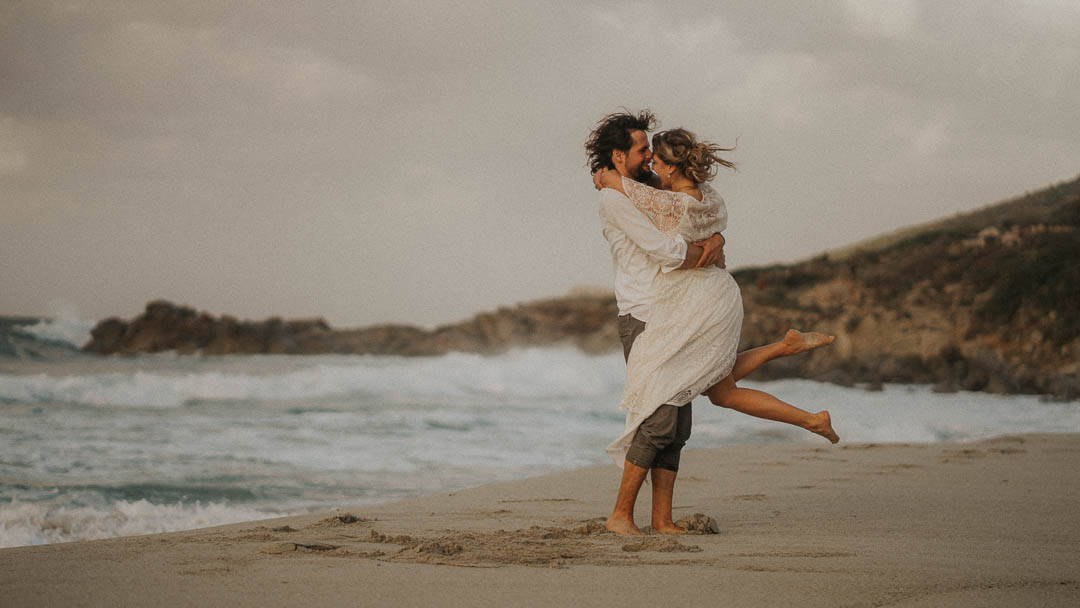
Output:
[{"xmin": 621, "ymin": 177, "xmax": 727, "ymax": 241}]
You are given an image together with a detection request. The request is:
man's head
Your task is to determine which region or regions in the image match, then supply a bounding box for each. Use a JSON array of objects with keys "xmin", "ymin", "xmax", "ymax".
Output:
[{"xmin": 585, "ymin": 110, "xmax": 657, "ymax": 181}]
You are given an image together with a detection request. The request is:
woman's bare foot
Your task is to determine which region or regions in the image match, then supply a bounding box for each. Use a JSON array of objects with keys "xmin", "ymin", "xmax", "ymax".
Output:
[
  {"xmin": 605, "ymin": 515, "xmax": 644, "ymax": 535},
  {"xmin": 806, "ymin": 410, "xmax": 839, "ymax": 443},
  {"xmin": 652, "ymin": 521, "xmax": 687, "ymax": 535},
  {"xmin": 781, "ymin": 329, "xmax": 835, "ymax": 356}
]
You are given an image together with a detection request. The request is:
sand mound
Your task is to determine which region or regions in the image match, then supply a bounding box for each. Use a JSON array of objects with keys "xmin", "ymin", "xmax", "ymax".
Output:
[
  {"xmin": 249, "ymin": 514, "xmax": 726, "ymax": 567},
  {"xmin": 621, "ymin": 537, "xmax": 702, "ymax": 553}
]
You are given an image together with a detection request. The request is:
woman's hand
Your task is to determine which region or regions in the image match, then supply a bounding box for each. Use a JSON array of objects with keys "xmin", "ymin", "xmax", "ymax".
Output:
[
  {"xmin": 592, "ymin": 167, "xmax": 622, "ymax": 191},
  {"xmin": 692, "ymin": 233, "xmax": 725, "ymax": 268},
  {"xmin": 592, "ymin": 169, "xmax": 605, "ymax": 191}
]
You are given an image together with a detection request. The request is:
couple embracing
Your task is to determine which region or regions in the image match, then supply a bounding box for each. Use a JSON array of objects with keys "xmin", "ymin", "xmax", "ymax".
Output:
[{"xmin": 586, "ymin": 110, "xmax": 839, "ymax": 536}]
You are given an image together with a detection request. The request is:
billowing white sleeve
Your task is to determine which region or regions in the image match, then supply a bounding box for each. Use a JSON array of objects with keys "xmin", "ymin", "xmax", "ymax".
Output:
[{"xmin": 598, "ymin": 189, "xmax": 687, "ymax": 271}]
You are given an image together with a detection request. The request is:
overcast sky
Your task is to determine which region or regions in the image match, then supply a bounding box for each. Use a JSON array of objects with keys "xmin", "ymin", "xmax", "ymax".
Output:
[{"xmin": 2, "ymin": 1, "xmax": 1078, "ymax": 328}]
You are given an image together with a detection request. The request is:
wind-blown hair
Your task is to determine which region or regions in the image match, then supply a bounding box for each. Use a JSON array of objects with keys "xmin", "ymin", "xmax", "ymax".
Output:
[
  {"xmin": 652, "ymin": 128, "xmax": 735, "ymax": 184},
  {"xmin": 585, "ymin": 110, "xmax": 658, "ymax": 173}
]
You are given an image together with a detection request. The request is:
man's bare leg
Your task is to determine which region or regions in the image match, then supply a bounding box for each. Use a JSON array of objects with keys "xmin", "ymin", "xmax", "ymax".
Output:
[
  {"xmin": 706, "ymin": 375, "xmax": 839, "ymax": 443},
  {"xmin": 606, "ymin": 460, "xmax": 648, "ymax": 535},
  {"xmin": 650, "ymin": 467, "xmax": 685, "ymax": 534},
  {"xmin": 731, "ymin": 330, "xmax": 835, "ymax": 382}
]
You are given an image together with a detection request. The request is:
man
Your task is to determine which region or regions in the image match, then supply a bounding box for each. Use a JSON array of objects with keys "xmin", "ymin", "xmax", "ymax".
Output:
[{"xmin": 586, "ymin": 110, "xmax": 829, "ymax": 535}]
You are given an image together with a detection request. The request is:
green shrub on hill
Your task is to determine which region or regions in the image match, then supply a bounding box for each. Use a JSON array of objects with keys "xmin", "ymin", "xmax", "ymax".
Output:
[{"xmin": 975, "ymin": 231, "xmax": 1080, "ymax": 345}]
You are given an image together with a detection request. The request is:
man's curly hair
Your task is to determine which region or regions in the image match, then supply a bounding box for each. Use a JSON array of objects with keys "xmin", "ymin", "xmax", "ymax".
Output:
[{"xmin": 585, "ymin": 109, "xmax": 658, "ymax": 173}]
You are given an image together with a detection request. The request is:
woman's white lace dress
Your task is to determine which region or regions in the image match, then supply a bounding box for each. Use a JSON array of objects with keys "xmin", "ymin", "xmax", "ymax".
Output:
[{"xmin": 606, "ymin": 177, "xmax": 744, "ymax": 466}]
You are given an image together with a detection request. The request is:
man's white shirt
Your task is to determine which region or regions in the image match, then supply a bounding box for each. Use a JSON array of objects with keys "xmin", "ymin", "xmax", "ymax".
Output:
[{"xmin": 598, "ymin": 186, "xmax": 687, "ymax": 323}]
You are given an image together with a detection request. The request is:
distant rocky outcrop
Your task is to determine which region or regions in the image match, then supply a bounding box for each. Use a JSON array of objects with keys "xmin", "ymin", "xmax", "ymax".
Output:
[
  {"xmin": 84, "ymin": 295, "xmax": 620, "ymax": 357},
  {"xmin": 84, "ymin": 174, "xmax": 1080, "ymax": 399}
]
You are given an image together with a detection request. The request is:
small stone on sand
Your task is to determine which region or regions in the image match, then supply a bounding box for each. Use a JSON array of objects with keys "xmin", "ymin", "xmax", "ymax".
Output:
[{"xmin": 675, "ymin": 513, "xmax": 720, "ymax": 534}]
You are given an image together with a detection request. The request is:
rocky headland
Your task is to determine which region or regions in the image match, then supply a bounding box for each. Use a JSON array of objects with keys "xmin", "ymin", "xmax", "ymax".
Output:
[
  {"xmin": 85, "ymin": 175, "xmax": 1080, "ymax": 399},
  {"xmin": 84, "ymin": 292, "xmax": 619, "ymax": 358}
]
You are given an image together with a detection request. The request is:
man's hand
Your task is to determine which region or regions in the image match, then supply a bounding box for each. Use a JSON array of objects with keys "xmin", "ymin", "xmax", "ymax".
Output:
[{"xmin": 692, "ymin": 233, "xmax": 725, "ymax": 268}]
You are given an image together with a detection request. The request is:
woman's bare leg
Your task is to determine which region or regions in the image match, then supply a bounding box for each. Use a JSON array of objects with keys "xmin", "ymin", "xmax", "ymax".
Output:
[
  {"xmin": 730, "ymin": 330, "xmax": 835, "ymax": 382},
  {"xmin": 705, "ymin": 374, "xmax": 839, "ymax": 443}
]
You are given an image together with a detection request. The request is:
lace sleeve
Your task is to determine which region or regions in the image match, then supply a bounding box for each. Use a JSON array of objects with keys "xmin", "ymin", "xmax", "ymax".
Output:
[
  {"xmin": 621, "ymin": 177, "xmax": 727, "ymax": 241},
  {"xmin": 691, "ymin": 184, "xmax": 727, "ymax": 240},
  {"xmin": 621, "ymin": 176, "xmax": 687, "ymax": 236}
]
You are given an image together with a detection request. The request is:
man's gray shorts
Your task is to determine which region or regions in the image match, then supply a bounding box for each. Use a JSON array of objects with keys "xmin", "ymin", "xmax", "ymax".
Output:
[{"xmin": 617, "ymin": 314, "xmax": 692, "ymax": 472}]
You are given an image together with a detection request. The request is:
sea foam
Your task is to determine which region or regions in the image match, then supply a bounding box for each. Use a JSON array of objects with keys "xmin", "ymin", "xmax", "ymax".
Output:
[
  {"xmin": 0, "ymin": 498, "xmax": 279, "ymax": 548},
  {"xmin": 0, "ymin": 348, "xmax": 625, "ymax": 408},
  {"xmin": 12, "ymin": 318, "xmax": 96, "ymax": 350},
  {"xmin": 3, "ymin": 347, "xmax": 1078, "ymax": 549}
]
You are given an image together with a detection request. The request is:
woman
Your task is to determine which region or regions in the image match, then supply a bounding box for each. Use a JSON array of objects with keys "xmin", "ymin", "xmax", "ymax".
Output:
[{"xmin": 594, "ymin": 128, "xmax": 838, "ymax": 467}]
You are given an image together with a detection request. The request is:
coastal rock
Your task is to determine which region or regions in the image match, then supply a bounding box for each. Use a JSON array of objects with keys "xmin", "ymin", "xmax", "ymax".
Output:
[
  {"xmin": 85, "ymin": 300, "xmax": 331, "ymax": 356},
  {"xmin": 84, "ymin": 295, "xmax": 620, "ymax": 357}
]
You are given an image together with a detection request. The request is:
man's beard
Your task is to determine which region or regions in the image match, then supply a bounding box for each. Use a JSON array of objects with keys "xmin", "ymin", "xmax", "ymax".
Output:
[{"xmin": 632, "ymin": 164, "xmax": 653, "ymax": 182}]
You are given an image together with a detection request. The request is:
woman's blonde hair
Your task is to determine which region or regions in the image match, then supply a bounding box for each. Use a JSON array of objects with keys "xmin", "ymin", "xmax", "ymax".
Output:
[{"xmin": 651, "ymin": 128, "xmax": 735, "ymax": 184}]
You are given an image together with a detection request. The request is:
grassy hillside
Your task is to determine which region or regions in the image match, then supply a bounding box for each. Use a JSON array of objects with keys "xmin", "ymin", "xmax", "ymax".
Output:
[
  {"xmin": 733, "ymin": 173, "xmax": 1080, "ymax": 397},
  {"xmin": 827, "ymin": 175, "xmax": 1080, "ymax": 260}
]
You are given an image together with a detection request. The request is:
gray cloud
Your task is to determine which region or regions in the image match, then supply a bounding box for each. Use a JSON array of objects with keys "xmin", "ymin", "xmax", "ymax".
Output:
[{"xmin": 2, "ymin": 0, "xmax": 1078, "ymax": 326}]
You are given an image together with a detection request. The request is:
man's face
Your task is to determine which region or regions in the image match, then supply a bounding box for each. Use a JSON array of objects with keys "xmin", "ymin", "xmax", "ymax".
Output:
[{"xmin": 617, "ymin": 130, "xmax": 652, "ymax": 180}]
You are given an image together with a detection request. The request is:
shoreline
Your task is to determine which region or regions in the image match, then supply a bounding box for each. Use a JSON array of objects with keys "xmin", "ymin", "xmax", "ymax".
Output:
[{"xmin": 3, "ymin": 433, "xmax": 1078, "ymax": 606}]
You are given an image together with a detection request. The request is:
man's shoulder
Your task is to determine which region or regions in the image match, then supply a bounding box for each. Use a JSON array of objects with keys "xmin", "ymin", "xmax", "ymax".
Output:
[
  {"xmin": 597, "ymin": 187, "xmax": 631, "ymax": 213},
  {"xmin": 598, "ymin": 187, "xmax": 629, "ymax": 202}
]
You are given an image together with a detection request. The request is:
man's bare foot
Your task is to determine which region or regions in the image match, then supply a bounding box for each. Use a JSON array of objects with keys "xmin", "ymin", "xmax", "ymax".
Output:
[
  {"xmin": 652, "ymin": 521, "xmax": 687, "ymax": 535},
  {"xmin": 807, "ymin": 410, "xmax": 839, "ymax": 443},
  {"xmin": 606, "ymin": 515, "xmax": 644, "ymax": 535},
  {"xmin": 780, "ymin": 329, "xmax": 835, "ymax": 356}
]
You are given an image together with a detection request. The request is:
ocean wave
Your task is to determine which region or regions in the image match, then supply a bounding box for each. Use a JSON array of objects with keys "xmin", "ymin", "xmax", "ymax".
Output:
[
  {"xmin": 0, "ymin": 498, "xmax": 282, "ymax": 548},
  {"xmin": 0, "ymin": 348, "xmax": 626, "ymax": 408},
  {"xmin": 11, "ymin": 318, "xmax": 96, "ymax": 350},
  {"xmin": 3, "ymin": 373, "xmax": 1079, "ymax": 549}
]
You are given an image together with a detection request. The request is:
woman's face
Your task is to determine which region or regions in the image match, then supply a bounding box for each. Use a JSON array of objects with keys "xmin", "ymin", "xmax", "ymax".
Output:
[{"xmin": 652, "ymin": 156, "xmax": 676, "ymax": 189}]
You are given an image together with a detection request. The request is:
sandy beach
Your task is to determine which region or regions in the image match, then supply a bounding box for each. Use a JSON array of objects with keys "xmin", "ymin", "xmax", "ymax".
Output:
[{"xmin": 3, "ymin": 433, "xmax": 1078, "ymax": 607}]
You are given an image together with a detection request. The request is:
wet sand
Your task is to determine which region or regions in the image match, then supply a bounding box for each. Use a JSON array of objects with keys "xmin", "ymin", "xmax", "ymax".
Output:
[{"xmin": 3, "ymin": 433, "xmax": 1078, "ymax": 607}]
